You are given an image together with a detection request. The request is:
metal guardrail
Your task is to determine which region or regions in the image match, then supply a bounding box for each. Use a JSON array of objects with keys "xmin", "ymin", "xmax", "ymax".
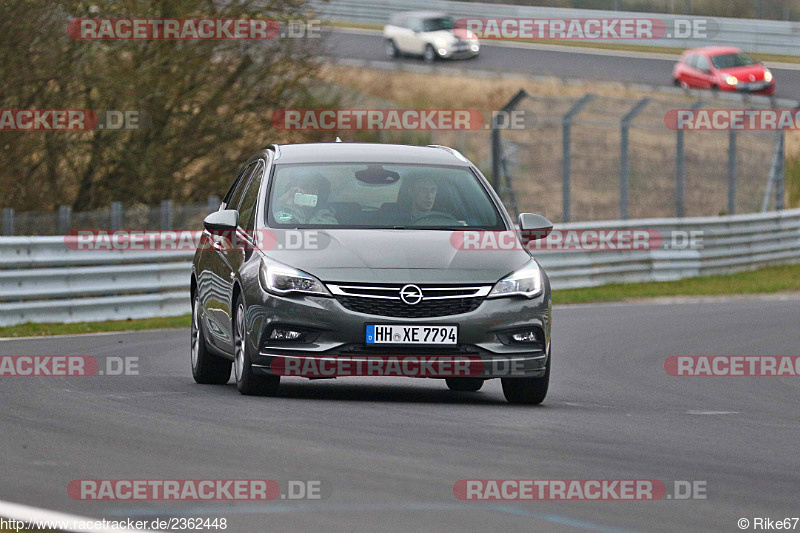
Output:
[
  {"xmin": 312, "ymin": 0, "xmax": 800, "ymax": 56},
  {"xmin": 0, "ymin": 209, "xmax": 799, "ymax": 326}
]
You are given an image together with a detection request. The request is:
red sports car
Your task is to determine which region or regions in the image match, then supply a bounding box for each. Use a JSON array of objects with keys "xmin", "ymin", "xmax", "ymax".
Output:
[{"xmin": 672, "ymin": 46, "xmax": 775, "ymax": 96}]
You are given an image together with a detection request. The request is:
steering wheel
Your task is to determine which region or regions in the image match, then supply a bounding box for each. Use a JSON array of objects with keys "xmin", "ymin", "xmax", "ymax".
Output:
[{"xmin": 411, "ymin": 211, "xmax": 460, "ymax": 225}]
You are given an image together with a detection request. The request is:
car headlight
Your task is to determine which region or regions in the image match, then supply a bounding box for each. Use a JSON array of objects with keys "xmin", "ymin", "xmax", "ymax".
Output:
[
  {"xmin": 259, "ymin": 257, "xmax": 331, "ymax": 297},
  {"xmin": 764, "ymin": 70, "xmax": 773, "ymax": 82},
  {"xmin": 725, "ymin": 75, "xmax": 738, "ymax": 86},
  {"xmin": 488, "ymin": 261, "xmax": 544, "ymax": 299}
]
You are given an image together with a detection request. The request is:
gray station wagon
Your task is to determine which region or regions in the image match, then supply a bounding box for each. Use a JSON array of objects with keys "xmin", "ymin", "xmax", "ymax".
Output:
[{"xmin": 190, "ymin": 143, "xmax": 553, "ymax": 404}]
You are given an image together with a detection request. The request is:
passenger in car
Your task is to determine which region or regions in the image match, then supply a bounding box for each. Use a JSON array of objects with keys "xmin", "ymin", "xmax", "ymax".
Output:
[{"xmin": 273, "ymin": 172, "xmax": 338, "ymax": 225}]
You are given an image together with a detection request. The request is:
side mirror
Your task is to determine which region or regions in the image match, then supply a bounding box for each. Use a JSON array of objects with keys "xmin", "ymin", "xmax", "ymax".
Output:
[
  {"xmin": 518, "ymin": 213, "xmax": 553, "ymax": 242},
  {"xmin": 204, "ymin": 209, "xmax": 238, "ymax": 234}
]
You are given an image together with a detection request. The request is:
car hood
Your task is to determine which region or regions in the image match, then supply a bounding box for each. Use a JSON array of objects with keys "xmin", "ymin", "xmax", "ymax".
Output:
[
  {"xmin": 427, "ymin": 29, "xmax": 467, "ymax": 42},
  {"xmin": 261, "ymin": 229, "xmax": 531, "ymax": 284},
  {"xmin": 717, "ymin": 64, "xmax": 766, "ymax": 80}
]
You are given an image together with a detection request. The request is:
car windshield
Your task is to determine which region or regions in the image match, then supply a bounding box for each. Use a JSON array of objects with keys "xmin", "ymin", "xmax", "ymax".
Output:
[
  {"xmin": 709, "ymin": 52, "xmax": 756, "ymax": 69},
  {"xmin": 267, "ymin": 163, "xmax": 504, "ymax": 230},
  {"xmin": 422, "ymin": 17, "xmax": 455, "ymax": 32}
]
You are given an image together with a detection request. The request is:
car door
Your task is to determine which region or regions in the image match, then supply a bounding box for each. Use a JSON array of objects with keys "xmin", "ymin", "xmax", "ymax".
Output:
[
  {"xmin": 215, "ymin": 160, "xmax": 266, "ymax": 353},
  {"xmin": 199, "ymin": 161, "xmax": 258, "ymax": 353},
  {"xmin": 405, "ymin": 17, "xmax": 426, "ymax": 55},
  {"xmin": 694, "ymin": 54, "xmax": 715, "ymax": 89},
  {"xmin": 394, "ymin": 16, "xmax": 417, "ymax": 54}
]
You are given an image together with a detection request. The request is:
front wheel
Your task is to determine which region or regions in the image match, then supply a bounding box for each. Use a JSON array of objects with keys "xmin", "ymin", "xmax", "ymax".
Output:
[
  {"xmin": 191, "ymin": 293, "xmax": 232, "ymax": 384},
  {"xmin": 501, "ymin": 352, "xmax": 550, "ymax": 405},
  {"xmin": 384, "ymin": 39, "xmax": 399, "ymax": 58},
  {"xmin": 234, "ymin": 295, "xmax": 280, "ymax": 396},
  {"xmin": 423, "ymin": 44, "xmax": 436, "ymax": 64}
]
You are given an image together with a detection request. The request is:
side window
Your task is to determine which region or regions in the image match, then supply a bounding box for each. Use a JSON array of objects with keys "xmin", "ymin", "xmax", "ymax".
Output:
[
  {"xmin": 684, "ymin": 55, "xmax": 697, "ymax": 69},
  {"xmin": 237, "ymin": 161, "xmax": 265, "ymax": 231},
  {"xmin": 408, "ymin": 18, "xmax": 423, "ymax": 32},
  {"xmin": 226, "ymin": 163, "xmax": 255, "ymax": 214},
  {"xmin": 695, "ymin": 55, "xmax": 710, "ymax": 72},
  {"xmin": 222, "ymin": 163, "xmax": 253, "ymax": 208}
]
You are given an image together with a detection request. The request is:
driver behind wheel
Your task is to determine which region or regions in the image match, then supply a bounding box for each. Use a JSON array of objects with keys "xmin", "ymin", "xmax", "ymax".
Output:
[{"xmin": 407, "ymin": 176, "xmax": 438, "ymax": 220}]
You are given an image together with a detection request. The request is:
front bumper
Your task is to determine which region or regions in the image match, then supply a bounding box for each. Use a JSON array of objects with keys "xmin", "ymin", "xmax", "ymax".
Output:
[
  {"xmin": 242, "ymin": 287, "xmax": 550, "ymax": 379},
  {"xmin": 437, "ymin": 44, "xmax": 480, "ymax": 59}
]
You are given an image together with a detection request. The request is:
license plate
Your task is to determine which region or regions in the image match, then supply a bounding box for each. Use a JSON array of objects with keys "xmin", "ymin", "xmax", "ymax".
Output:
[{"xmin": 366, "ymin": 325, "xmax": 458, "ymax": 344}]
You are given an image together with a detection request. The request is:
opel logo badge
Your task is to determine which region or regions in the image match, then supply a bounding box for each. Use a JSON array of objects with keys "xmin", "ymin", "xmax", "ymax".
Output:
[{"xmin": 400, "ymin": 284, "xmax": 423, "ymax": 305}]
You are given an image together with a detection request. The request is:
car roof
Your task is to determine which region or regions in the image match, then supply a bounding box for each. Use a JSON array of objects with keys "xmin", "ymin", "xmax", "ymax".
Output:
[
  {"xmin": 685, "ymin": 46, "xmax": 743, "ymax": 56},
  {"xmin": 270, "ymin": 143, "xmax": 471, "ymax": 166}
]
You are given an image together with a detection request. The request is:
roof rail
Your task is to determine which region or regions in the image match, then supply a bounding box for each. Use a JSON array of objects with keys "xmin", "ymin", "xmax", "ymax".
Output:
[{"xmin": 427, "ymin": 144, "xmax": 469, "ymax": 162}]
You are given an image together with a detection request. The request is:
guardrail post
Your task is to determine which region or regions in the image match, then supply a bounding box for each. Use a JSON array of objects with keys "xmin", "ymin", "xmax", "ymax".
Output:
[
  {"xmin": 728, "ymin": 130, "xmax": 737, "ymax": 215},
  {"xmin": 160, "ymin": 200, "xmax": 173, "ymax": 230},
  {"xmin": 58, "ymin": 205, "xmax": 72, "ymax": 234},
  {"xmin": 562, "ymin": 94, "xmax": 594, "ymax": 223},
  {"xmin": 776, "ymin": 131, "xmax": 785, "ymax": 210},
  {"xmin": 2, "ymin": 208, "xmax": 13, "ymax": 236},
  {"xmin": 620, "ymin": 98, "xmax": 651, "ymax": 220},
  {"xmin": 207, "ymin": 195, "xmax": 220, "ymax": 213},
  {"xmin": 110, "ymin": 202, "xmax": 122, "ymax": 230}
]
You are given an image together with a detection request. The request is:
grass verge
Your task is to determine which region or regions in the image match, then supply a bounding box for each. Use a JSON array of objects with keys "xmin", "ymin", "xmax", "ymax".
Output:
[
  {"xmin": 553, "ymin": 263, "xmax": 800, "ymax": 304},
  {"xmin": 0, "ymin": 315, "xmax": 191, "ymax": 338},
  {"xmin": 1, "ymin": 264, "xmax": 799, "ymax": 337}
]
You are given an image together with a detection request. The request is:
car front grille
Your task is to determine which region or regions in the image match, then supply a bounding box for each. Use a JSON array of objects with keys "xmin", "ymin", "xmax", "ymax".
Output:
[{"xmin": 327, "ymin": 283, "xmax": 491, "ymax": 318}]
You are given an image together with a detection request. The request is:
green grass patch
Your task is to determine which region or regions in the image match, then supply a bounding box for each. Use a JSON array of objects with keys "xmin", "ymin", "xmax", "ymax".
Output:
[
  {"xmin": 0, "ymin": 315, "xmax": 191, "ymax": 338},
  {"xmin": 553, "ymin": 263, "xmax": 800, "ymax": 304}
]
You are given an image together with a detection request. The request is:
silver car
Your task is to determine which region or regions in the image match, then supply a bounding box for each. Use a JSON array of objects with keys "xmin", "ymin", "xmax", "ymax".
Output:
[
  {"xmin": 383, "ymin": 11, "xmax": 480, "ymax": 63},
  {"xmin": 190, "ymin": 143, "xmax": 553, "ymax": 404}
]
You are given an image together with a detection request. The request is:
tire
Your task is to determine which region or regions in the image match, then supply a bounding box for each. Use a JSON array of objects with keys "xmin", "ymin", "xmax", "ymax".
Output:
[
  {"xmin": 191, "ymin": 293, "xmax": 232, "ymax": 385},
  {"xmin": 711, "ymin": 84, "xmax": 719, "ymax": 93},
  {"xmin": 385, "ymin": 39, "xmax": 398, "ymax": 59},
  {"xmin": 233, "ymin": 294, "xmax": 280, "ymax": 396},
  {"xmin": 445, "ymin": 378, "xmax": 484, "ymax": 392},
  {"xmin": 501, "ymin": 351, "xmax": 550, "ymax": 405},
  {"xmin": 423, "ymin": 44, "xmax": 436, "ymax": 64}
]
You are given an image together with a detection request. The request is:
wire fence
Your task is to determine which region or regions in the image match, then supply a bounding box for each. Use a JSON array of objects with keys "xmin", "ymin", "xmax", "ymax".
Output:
[
  {"xmin": 489, "ymin": 91, "xmax": 785, "ymax": 222},
  {"xmin": 2, "ymin": 198, "xmax": 219, "ymax": 236}
]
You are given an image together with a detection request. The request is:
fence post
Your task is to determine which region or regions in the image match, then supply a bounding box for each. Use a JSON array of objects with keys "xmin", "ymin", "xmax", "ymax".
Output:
[
  {"xmin": 160, "ymin": 200, "xmax": 173, "ymax": 230},
  {"xmin": 620, "ymin": 98, "xmax": 651, "ymax": 220},
  {"xmin": 491, "ymin": 89, "xmax": 529, "ymax": 192},
  {"xmin": 207, "ymin": 195, "xmax": 220, "ymax": 213},
  {"xmin": 110, "ymin": 202, "xmax": 122, "ymax": 230},
  {"xmin": 2, "ymin": 208, "xmax": 13, "ymax": 236},
  {"xmin": 561, "ymin": 94, "xmax": 594, "ymax": 223},
  {"xmin": 727, "ymin": 130, "xmax": 737, "ymax": 215},
  {"xmin": 676, "ymin": 100, "xmax": 705, "ymax": 218},
  {"xmin": 58, "ymin": 205, "xmax": 72, "ymax": 234},
  {"xmin": 776, "ymin": 131, "xmax": 785, "ymax": 210}
]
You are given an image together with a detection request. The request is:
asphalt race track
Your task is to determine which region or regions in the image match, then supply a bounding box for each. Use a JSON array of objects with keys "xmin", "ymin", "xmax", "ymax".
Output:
[
  {"xmin": 1, "ymin": 298, "xmax": 799, "ymax": 532},
  {"xmin": 325, "ymin": 30, "xmax": 800, "ymax": 103}
]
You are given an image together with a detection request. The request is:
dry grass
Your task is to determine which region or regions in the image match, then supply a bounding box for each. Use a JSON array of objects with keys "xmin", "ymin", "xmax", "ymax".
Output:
[{"xmin": 317, "ymin": 65, "xmax": 796, "ymax": 219}]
